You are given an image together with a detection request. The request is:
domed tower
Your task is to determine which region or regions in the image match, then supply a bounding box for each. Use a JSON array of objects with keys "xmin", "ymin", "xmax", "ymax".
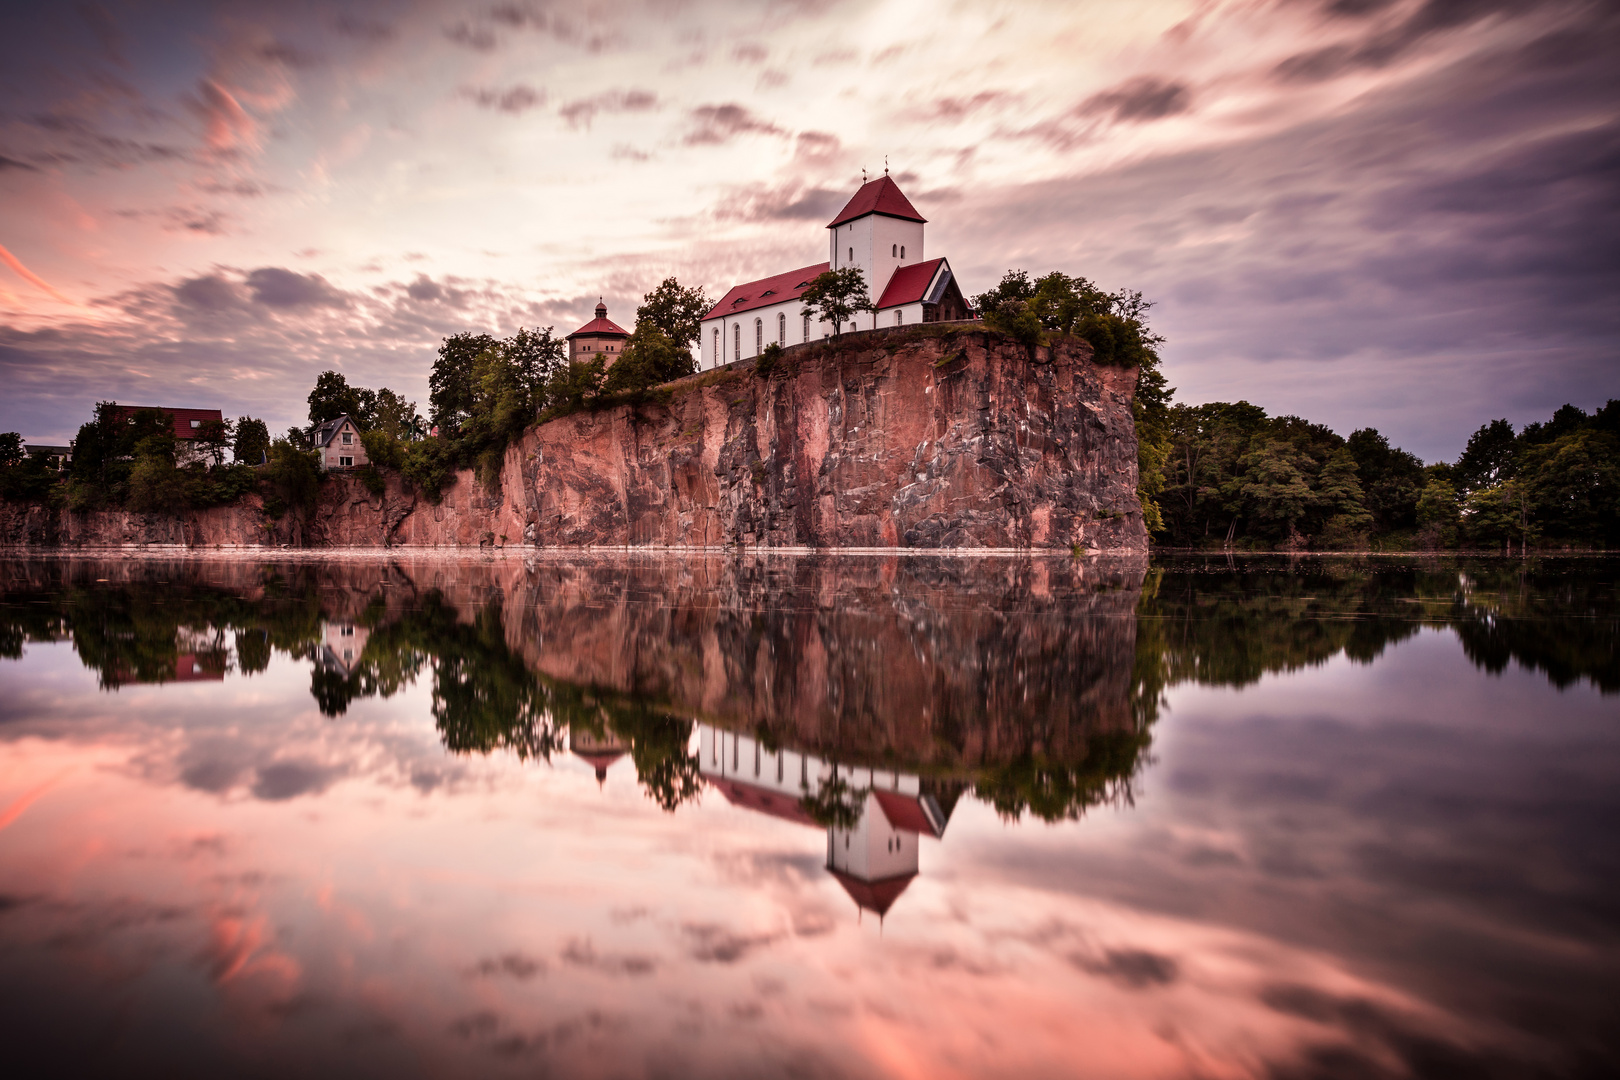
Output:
[{"xmin": 566, "ymin": 299, "xmax": 630, "ymax": 368}]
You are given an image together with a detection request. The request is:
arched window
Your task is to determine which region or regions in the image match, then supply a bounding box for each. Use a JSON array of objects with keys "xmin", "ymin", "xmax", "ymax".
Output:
[
  {"xmin": 848, "ymin": 246, "xmax": 853, "ymax": 261},
  {"xmin": 895, "ymin": 310, "xmax": 903, "ymax": 326},
  {"xmin": 733, "ymin": 323, "xmax": 740, "ymax": 360},
  {"xmin": 802, "ymin": 312, "xmax": 811, "ymax": 342},
  {"xmin": 712, "ymin": 327, "xmax": 719, "ymax": 366},
  {"xmin": 777, "ymin": 312, "xmax": 786, "ymax": 344},
  {"xmin": 754, "ymin": 318, "xmax": 762, "ymax": 354},
  {"xmin": 891, "ymin": 244, "xmax": 896, "ymax": 256},
  {"xmin": 900, "ymin": 245, "xmax": 905, "ymax": 258}
]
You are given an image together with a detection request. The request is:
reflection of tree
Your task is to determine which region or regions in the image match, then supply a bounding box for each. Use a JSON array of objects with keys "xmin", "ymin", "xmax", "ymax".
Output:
[
  {"xmin": 800, "ymin": 774, "xmax": 865, "ymax": 829},
  {"xmin": 1135, "ymin": 557, "xmax": 1617, "ymax": 696},
  {"xmin": 973, "ymin": 730, "xmax": 1153, "ymax": 822}
]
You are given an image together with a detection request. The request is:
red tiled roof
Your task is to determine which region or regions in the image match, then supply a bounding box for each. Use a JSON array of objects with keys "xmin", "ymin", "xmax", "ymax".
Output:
[
  {"xmin": 109, "ymin": 405, "xmax": 224, "ymax": 440},
  {"xmin": 873, "ymin": 789, "xmax": 942, "ymax": 837},
  {"xmin": 827, "ymin": 176, "xmax": 927, "ymax": 228},
  {"xmin": 567, "ymin": 316, "xmax": 629, "ymax": 339},
  {"xmin": 875, "ymin": 258, "xmax": 947, "ymax": 310},
  {"xmin": 827, "ymin": 868, "xmax": 917, "ymax": 916},
  {"xmin": 700, "ymin": 262, "xmax": 830, "ymax": 322},
  {"xmin": 706, "ymin": 775, "xmax": 822, "ymax": 828}
]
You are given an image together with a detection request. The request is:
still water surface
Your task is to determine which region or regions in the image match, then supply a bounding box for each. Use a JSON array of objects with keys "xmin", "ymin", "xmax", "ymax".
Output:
[{"xmin": 0, "ymin": 554, "xmax": 1614, "ymax": 1078}]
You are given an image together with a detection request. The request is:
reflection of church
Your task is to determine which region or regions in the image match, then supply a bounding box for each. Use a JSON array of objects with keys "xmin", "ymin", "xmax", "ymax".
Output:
[
  {"xmin": 697, "ymin": 724, "xmax": 956, "ymax": 918},
  {"xmin": 569, "ymin": 727, "xmax": 629, "ymax": 785}
]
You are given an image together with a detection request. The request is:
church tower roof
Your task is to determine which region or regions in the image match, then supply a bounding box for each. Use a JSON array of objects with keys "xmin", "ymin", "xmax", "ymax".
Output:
[
  {"xmin": 567, "ymin": 297, "xmax": 630, "ymax": 340},
  {"xmin": 826, "ymin": 175, "xmax": 927, "ymax": 229}
]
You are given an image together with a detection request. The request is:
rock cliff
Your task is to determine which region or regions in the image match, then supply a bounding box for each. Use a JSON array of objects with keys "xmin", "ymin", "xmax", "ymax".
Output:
[{"xmin": 0, "ymin": 327, "xmax": 1148, "ymax": 552}]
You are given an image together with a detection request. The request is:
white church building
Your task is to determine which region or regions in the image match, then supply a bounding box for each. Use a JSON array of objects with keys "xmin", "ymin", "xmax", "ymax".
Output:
[{"xmin": 698, "ymin": 174, "xmax": 971, "ymax": 372}]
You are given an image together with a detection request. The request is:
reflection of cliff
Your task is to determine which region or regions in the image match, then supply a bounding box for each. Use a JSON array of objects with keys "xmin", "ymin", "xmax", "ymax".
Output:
[
  {"xmin": 2, "ymin": 554, "xmax": 1608, "ymax": 816},
  {"xmin": 699, "ymin": 723, "xmax": 954, "ymax": 918}
]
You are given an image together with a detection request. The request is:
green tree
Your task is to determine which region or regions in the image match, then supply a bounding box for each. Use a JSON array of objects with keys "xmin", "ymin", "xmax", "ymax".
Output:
[
  {"xmin": 635, "ymin": 277, "xmax": 710, "ymax": 361},
  {"xmin": 194, "ymin": 417, "xmax": 233, "ymax": 467},
  {"xmin": 127, "ymin": 429, "xmax": 186, "ymax": 513},
  {"xmin": 370, "ymin": 390, "xmax": 423, "ymax": 442},
  {"xmin": 308, "ymin": 370, "xmax": 365, "ymax": 428},
  {"xmin": 800, "ymin": 267, "xmax": 875, "ymax": 336},
  {"xmin": 429, "ymin": 332, "xmax": 498, "ymax": 433},
  {"xmin": 501, "ymin": 327, "xmax": 567, "ymax": 408},
  {"xmin": 263, "ymin": 437, "xmax": 321, "ymax": 518},
  {"xmin": 0, "ymin": 432, "xmax": 21, "ymax": 467},
  {"xmin": 1316, "ymin": 447, "xmax": 1374, "ymax": 547},
  {"xmin": 233, "ymin": 417, "xmax": 270, "ymax": 465},
  {"xmin": 601, "ymin": 323, "xmax": 688, "ymax": 398},
  {"xmin": 1346, "ymin": 428, "xmax": 1425, "ymax": 534},
  {"xmin": 1238, "ymin": 440, "xmax": 1317, "ymax": 539},
  {"xmin": 1416, "ymin": 477, "xmax": 1461, "ymax": 548},
  {"xmin": 1455, "ymin": 418, "xmax": 1517, "ymax": 493}
]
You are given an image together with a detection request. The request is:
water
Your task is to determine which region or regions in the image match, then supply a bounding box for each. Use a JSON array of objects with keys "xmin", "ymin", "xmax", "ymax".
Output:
[{"xmin": 0, "ymin": 554, "xmax": 1613, "ymax": 1079}]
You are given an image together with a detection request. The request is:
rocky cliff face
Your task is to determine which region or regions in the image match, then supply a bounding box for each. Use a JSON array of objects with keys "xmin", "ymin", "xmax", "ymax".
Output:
[{"xmin": 1, "ymin": 327, "xmax": 1147, "ymax": 551}]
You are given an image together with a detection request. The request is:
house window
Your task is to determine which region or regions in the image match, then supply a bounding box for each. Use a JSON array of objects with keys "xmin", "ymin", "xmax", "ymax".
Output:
[
  {"xmin": 339, "ymin": 456, "xmax": 353, "ymax": 467},
  {"xmin": 895, "ymin": 310, "xmax": 903, "ymax": 325},
  {"xmin": 777, "ymin": 312, "xmax": 786, "ymax": 344},
  {"xmin": 754, "ymin": 318, "xmax": 762, "ymax": 354},
  {"xmin": 733, "ymin": 323, "xmax": 740, "ymax": 359},
  {"xmin": 341, "ymin": 431, "xmax": 352, "ymax": 445},
  {"xmin": 190, "ymin": 419, "xmax": 201, "ymax": 429}
]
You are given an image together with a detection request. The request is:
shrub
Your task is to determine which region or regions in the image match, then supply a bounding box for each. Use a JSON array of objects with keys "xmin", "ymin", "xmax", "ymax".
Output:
[{"xmin": 402, "ymin": 436, "xmax": 456, "ymax": 504}]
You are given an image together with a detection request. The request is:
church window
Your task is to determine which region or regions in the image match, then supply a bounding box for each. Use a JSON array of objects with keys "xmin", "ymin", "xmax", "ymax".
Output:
[
  {"xmin": 754, "ymin": 318, "xmax": 762, "ymax": 353},
  {"xmin": 892, "ymin": 244, "xmax": 896, "ymax": 256},
  {"xmin": 803, "ymin": 312, "xmax": 810, "ymax": 342},
  {"xmin": 713, "ymin": 328, "xmax": 719, "ymax": 364},
  {"xmin": 733, "ymin": 323, "xmax": 740, "ymax": 360},
  {"xmin": 777, "ymin": 312, "xmax": 786, "ymax": 344},
  {"xmin": 895, "ymin": 310, "xmax": 903, "ymax": 326},
  {"xmin": 849, "ymin": 247, "xmax": 853, "ymax": 261},
  {"xmin": 901, "ymin": 245, "xmax": 905, "ymax": 258}
]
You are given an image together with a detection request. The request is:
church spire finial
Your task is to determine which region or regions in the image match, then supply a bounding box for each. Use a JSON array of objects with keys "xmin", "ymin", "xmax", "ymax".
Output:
[{"xmin": 884, "ymin": 156, "xmax": 889, "ymax": 177}]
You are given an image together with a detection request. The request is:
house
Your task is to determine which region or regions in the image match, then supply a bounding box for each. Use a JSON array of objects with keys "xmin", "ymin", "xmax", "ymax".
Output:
[
  {"xmin": 566, "ymin": 299, "xmax": 630, "ymax": 368},
  {"xmin": 108, "ymin": 405, "xmax": 225, "ymax": 464},
  {"xmin": 696, "ymin": 723, "xmax": 953, "ymax": 919},
  {"xmin": 23, "ymin": 442, "xmax": 71, "ymax": 467},
  {"xmin": 313, "ymin": 414, "xmax": 367, "ymax": 471},
  {"xmin": 697, "ymin": 173, "xmax": 971, "ymax": 372},
  {"xmin": 318, "ymin": 619, "xmax": 371, "ymax": 676}
]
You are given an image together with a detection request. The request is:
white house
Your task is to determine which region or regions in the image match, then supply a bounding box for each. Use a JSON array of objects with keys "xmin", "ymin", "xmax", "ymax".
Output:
[
  {"xmin": 313, "ymin": 414, "xmax": 367, "ymax": 471},
  {"xmin": 697, "ymin": 174, "xmax": 971, "ymax": 372}
]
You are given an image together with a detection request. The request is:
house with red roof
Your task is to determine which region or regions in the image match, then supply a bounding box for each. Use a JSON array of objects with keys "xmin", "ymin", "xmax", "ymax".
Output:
[
  {"xmin": 697, "ymin": 174, "xmax": 971, "ymax": 371},
  {"xmin": 697, "ymin": 722, "xmax": 953, "ymax": 919},
  {"xmin": 566, "ymin": 299, "xmax": 630, "ymax": 368},
  {"xmin": 107, "ymin": 404, "xmax": 225, "ymax": 465}
]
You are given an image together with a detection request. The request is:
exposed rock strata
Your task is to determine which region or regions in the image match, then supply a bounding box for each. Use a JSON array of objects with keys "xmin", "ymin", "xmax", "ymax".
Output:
[{"xmin": 0, "ymin": 328, "xmax": 1147, "ymax": 552}]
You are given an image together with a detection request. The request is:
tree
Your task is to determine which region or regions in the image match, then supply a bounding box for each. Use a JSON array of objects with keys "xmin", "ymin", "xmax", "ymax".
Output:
[
  {"xmin": 799, "ymin": 267, "xmax": 875, "ymax": 336},
  {"xmin": 233, "ymin": 417, "xmax": 271, "ymax": 465},
  {"xmin": 308, "ymin": 370, "xmax": 364, "ymax": 428},
  {"xmin": 1455, "ymin": 418, "xmax": 1517, "ymax": 493},
  {"xmin": 263, "ymin": 438, "xmax": 321, "ymax": 518},
  {"xmin": 371, "ymin": 389, "xmax": 422, "ymax": 442},
  {"xmin": 0, "ymin": 432, "xmax": 21, "ymax": 467},
  {"xmin": 1239, "ymin": 440, "xmax": 1316, "ymax": 539},
  {"xmin": 500, "ymin": 327, "xmax": 567, "ymax": 407},
  {"xmin": 1415, "ymin": 477, "xmax": 1460, "ymax": 548},
  {"xmin": 429, "ymin": 332, "xmax": 498, "ymax": 433},
  {"xmin": 1346, "ymin": 428, "xmax": 1425, "ymax": 534},
  {"xmin": 194, "ymin": 418, "xmax": 233, "ymax": 467},
  {"xmin": 635, "ymin": 277, "xmax": 710, "ymax": 360},
  {"xmin": 127, "ymin": 429, "xmax": 186, "ymax": 513},
  {"xmin": 1316, "ymin": 447, "xmax": 1373, "ymax": 547},
  {"xmin": 601, "ymin": 323, "xmax": 688, "ymax": 397}
]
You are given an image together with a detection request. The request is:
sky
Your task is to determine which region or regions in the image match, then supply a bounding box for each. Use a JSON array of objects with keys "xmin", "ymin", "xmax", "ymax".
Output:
[{"xmin": 0, "ymin": 0, "xmax": 1614, "ymax": 460}]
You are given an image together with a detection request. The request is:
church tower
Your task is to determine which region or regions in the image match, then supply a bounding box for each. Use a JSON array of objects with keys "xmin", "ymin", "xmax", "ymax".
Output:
[{"xmin": 825, "ymin": 174, "xmax": 927, "ymax": 320}]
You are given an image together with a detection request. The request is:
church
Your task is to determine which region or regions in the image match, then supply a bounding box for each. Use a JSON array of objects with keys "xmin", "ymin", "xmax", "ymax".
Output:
[{"xmin": 697, "ymin": 174, "xmax": 971, "ymax": 372}]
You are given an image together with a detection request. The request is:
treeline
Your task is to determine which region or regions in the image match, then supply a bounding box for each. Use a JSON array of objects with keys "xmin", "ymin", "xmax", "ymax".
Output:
[
  {"xmin": 0, "ymin": 404, "xmax": 325, "ymax": 519},
  {"xmin": 1152, "ymin": 398, "xmax": 1619, "ymax": 550},
  {"xmin": 974, "ymin": 267, "xmax": 1616, "ymax": 550}
]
